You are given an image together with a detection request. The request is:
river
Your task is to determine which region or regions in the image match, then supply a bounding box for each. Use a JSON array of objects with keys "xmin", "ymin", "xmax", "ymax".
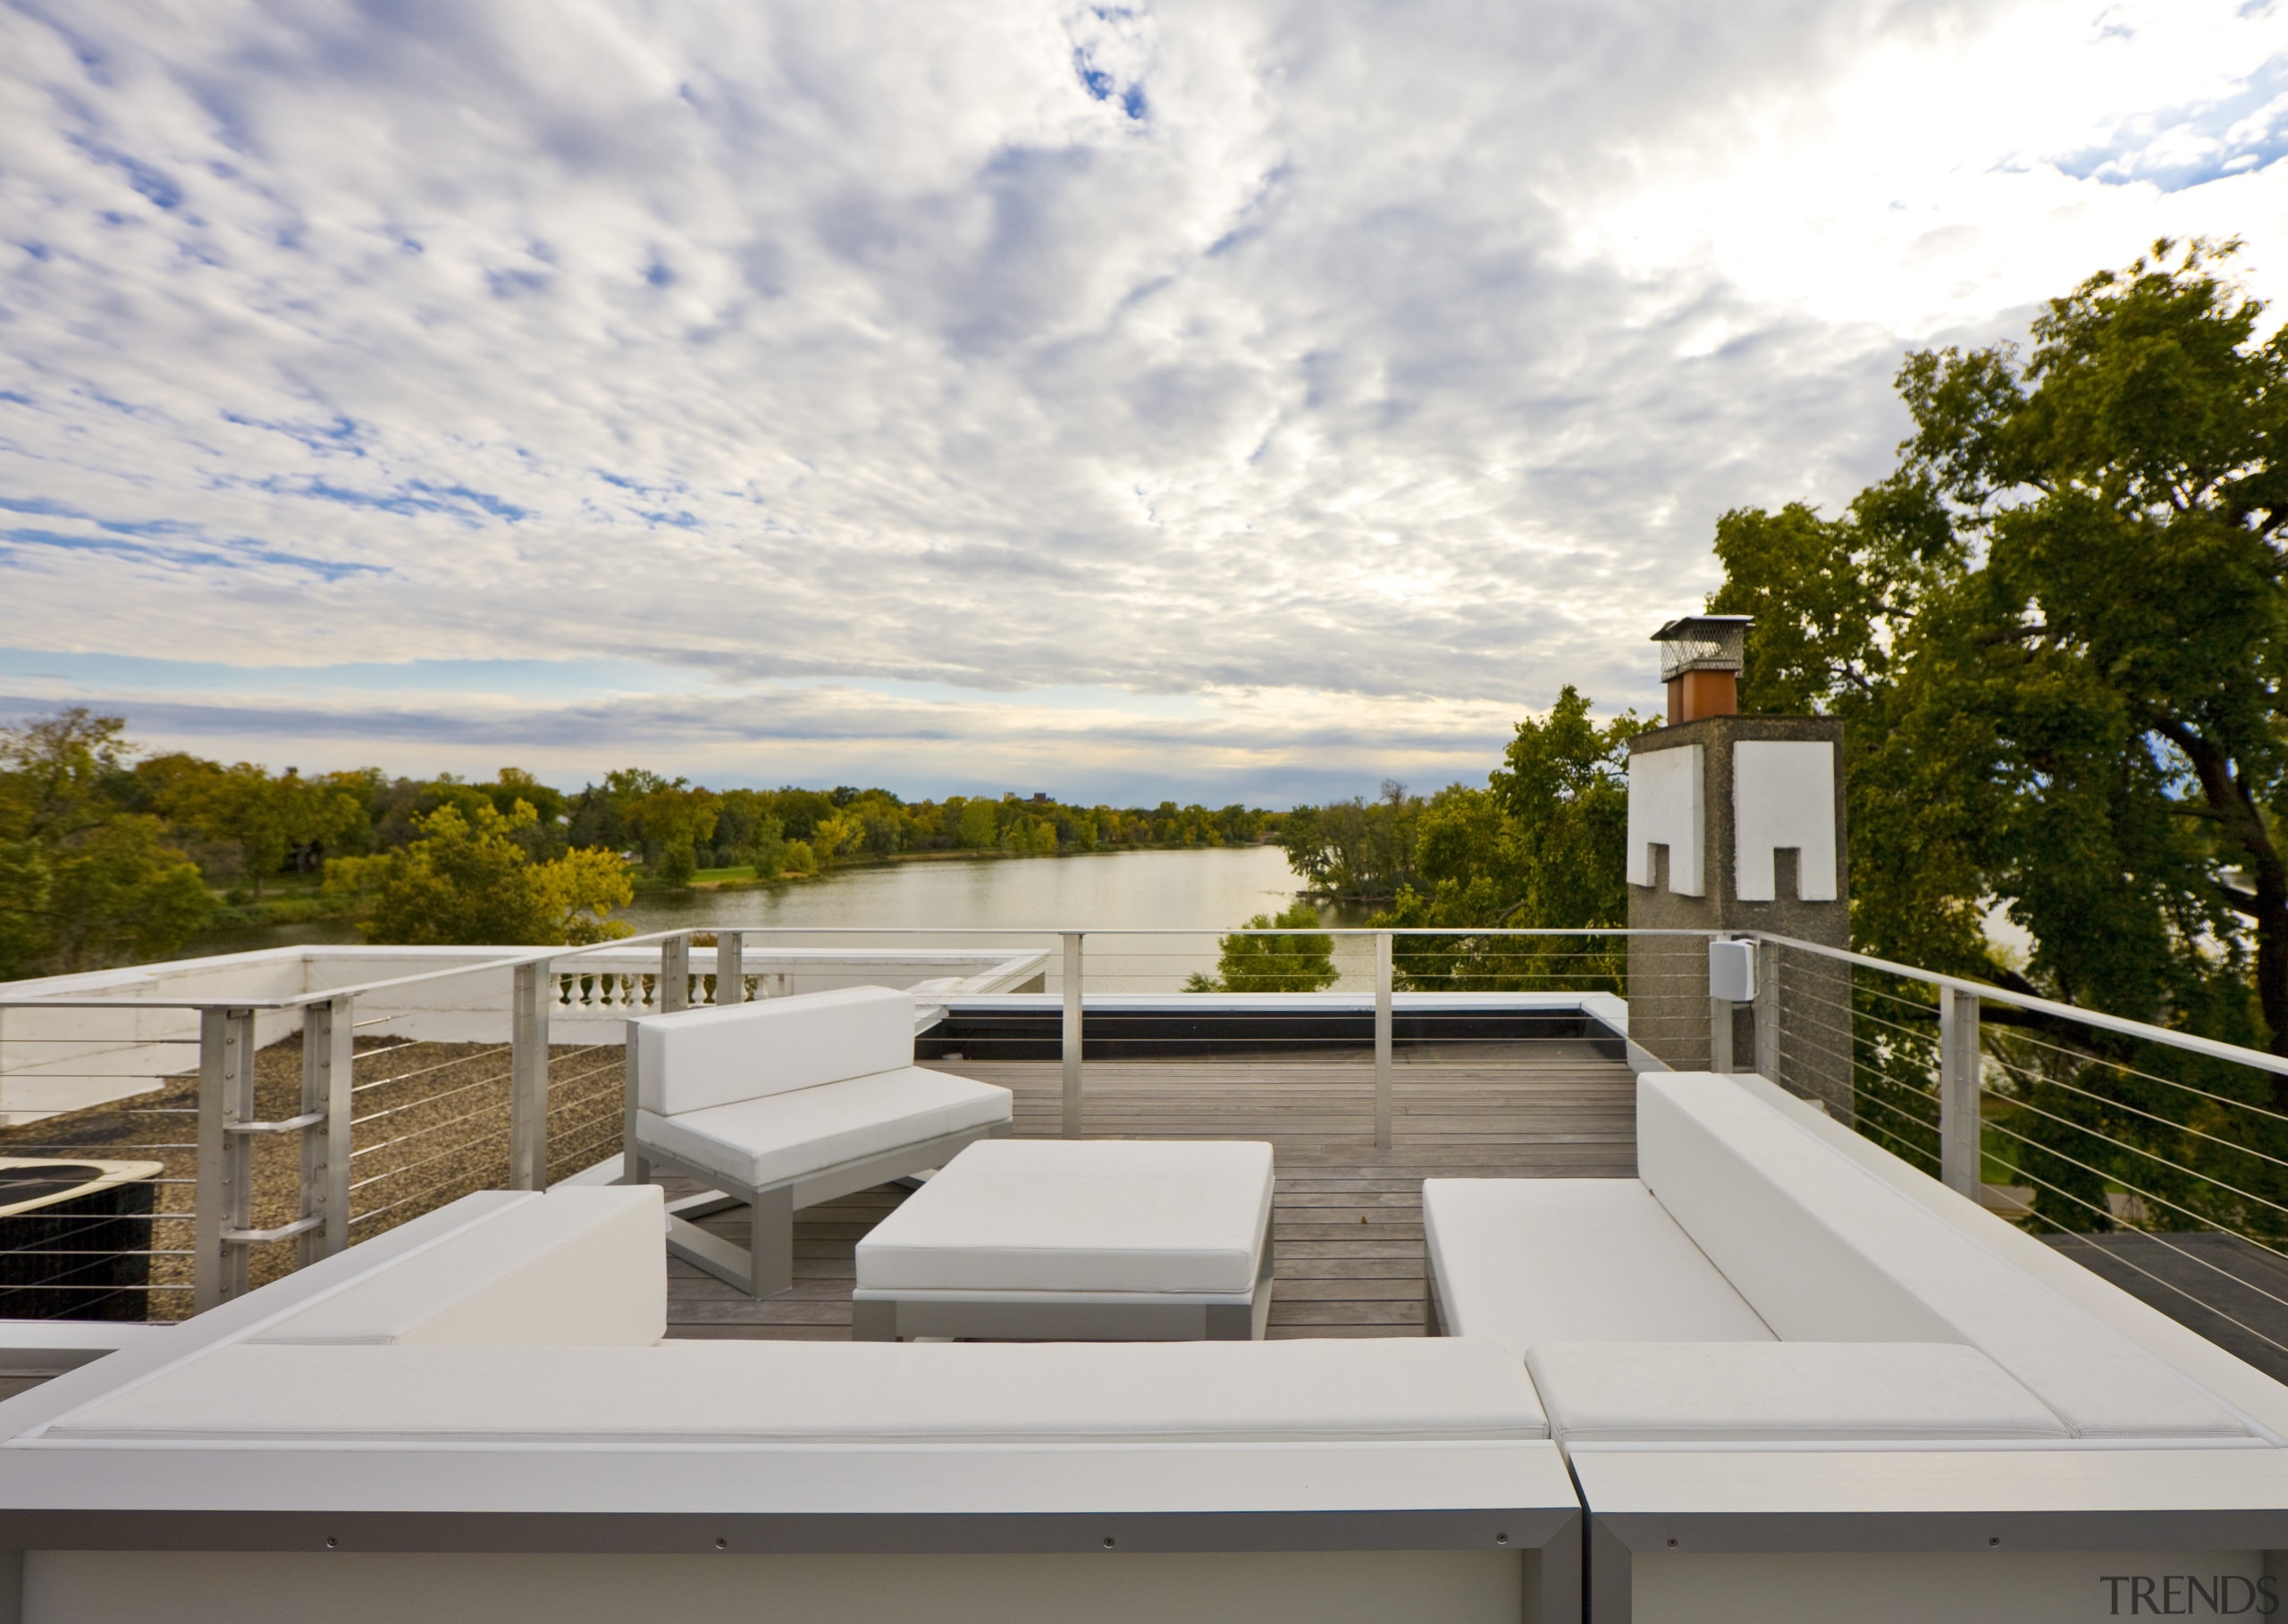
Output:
[{"xmin": 181, "ymin": 846, "xmax": 1371, "ymax": 991}]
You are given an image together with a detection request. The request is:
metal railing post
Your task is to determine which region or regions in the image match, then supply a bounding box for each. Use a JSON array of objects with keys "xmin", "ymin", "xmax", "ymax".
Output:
[
  {"xmin": 510, "ymin": 959, "xmax": 551, "ymax": 1191},
  {"xmin": 300, "ymin": 995, "xmax": 353, "ymax": 1266},
  {"xmin": 1754, "ymin": 938, "xmax": 1779, "ymax": 1081},
  {"xmin": 660, "ymin": 933, "xmax": 691, "ymax": 1013},
  {"xmin": 622, "ymin": 1022, "xmax": 648, "ymax": 1189},
  {"xmin": 1374, "ymin": 931, "xmax": 1393, "ymax": 1153},
  {"xmin": 194, "ymin": 1006, "xmax": 257, "ymax": 1313},
  {"xmin": 194, "ymin": 1009, "xmax": 226, "ymax": 1314},
  {"xmin": 1939, "ymin": 987, "xmax": 1981, "ymax": 1197},
  {"xmin": 1062, "ymin": 932, "xmax": 1084, "ymax": 1139},
  {"xmin": 1708, "ymin": 994, "xmax": 1734, "ymax": 1073},
  {"xmin": 716, "ymin": 930, "xmax": 744, "ymax": 1006}
]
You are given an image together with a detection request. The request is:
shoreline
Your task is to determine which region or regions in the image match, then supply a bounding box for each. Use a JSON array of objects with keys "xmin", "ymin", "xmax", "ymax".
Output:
[{"xmin": 650, "ymin": 841, "xmax": 1280, "ymax": 895}]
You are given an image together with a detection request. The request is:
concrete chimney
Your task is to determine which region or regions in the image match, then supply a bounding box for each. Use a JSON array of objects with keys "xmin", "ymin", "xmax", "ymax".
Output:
[
  {"xmin": 1626, "ymin": 612, "xmax": 1853, "ymax": 1119},
  {"xmin": 1653, "ymin": 614, "xmax": 1753, "ymax": 723}
]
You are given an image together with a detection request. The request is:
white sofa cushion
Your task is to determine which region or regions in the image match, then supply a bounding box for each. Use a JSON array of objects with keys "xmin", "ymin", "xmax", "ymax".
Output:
[
  {"xmin": 636, "ymin": 1067, "xmax": 1011, "ymax": 1191},
  {"xmin": 1640, "ymin": 1073, "xmax": 2250, "ymax": 1440},
  {"xmin": 253, "ymin": 1188, "xmax": 665, "ymax": 1348},
  {"xmin": 50, "ymin": 1337, "xmax": 1548, "ymax": 1444},
  {"xmin": 1642, "ymin": 1076, "xmax": 1958, "ymax": 1342},
  {"xmin": 1526, "ymin": 1341, "xmax": 2071, "ymax": 1443},
  {"xmin": 635, "ymin": 986, "xmax": 914, "ymax": 1115},
  {"xmin": 1424, "ymin": 1178, "xmax": 1773, "ymax": 1344},
  {"xmin": 855, "ymin": 1140, "xmax": 1274, "ymax": 1295}
]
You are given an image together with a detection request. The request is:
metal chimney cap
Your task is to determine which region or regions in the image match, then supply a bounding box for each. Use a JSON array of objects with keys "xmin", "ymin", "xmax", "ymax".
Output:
[{"xmin": 1651, "ymin": 615, "xmax": 1753, "ymax": 681}]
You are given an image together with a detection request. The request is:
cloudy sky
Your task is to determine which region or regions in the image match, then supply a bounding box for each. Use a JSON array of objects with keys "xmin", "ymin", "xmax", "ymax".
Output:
[{"xmin": 3, "ymin": 0, "xmax": 2284, "ymax": 805}]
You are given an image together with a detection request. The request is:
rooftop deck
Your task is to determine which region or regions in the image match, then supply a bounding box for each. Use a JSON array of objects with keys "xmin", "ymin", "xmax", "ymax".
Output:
[{"xmin": 660, "ymin": 1040, "xmax": 1638, "ymax": 1340}]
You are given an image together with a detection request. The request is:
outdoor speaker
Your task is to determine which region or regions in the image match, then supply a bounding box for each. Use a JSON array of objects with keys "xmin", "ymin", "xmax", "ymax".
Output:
[{"xmin": 1707, "ymin": 938, "xmax": 1757, "ymax": 1004}]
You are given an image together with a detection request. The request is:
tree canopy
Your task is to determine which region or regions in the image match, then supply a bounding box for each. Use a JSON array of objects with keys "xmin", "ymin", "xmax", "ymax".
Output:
[
  {"xmin": 1369, "ymin": 686, "xmax": 1650, "ymax": 990},
  {"xmin": 324, "ymin": 802, "xmax": 635, "ymax": 947},
  {"xmin": 1274, "ymin": 783, "xmax": 1423, "ymax": 902},
  {"xmin": 0, "ymin": 705, "xmax": 1289, "ymax": 975},
  {"xmin": 1185, "ymin": 903, "xmax": 1340, "ymax": 993},
  {"xmin": 1712, "ymin": 240, "xmax": 2287, "ymax": 1043},
  {"xmin": 0, "ymin": 711, "xmax": 212, "ymax": 978},
  {"xmin": 1709, "ymin": 240, "xmax": 2288, "ymax": 1232}
]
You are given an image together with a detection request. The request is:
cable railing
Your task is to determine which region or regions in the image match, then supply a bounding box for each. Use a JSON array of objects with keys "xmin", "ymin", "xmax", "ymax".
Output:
[
  {"xmin": 0, "ymin": 935, "xmax": 696, "ymax": 1320},
  {"xmin": 16, "ymin": 918, "xmax": 2288, "ymax": 1378},
  {"xmin": 0, "ymin": 926, "xmax": 1696, "ymax": 1318},
  {"xmin": 1743, "ymin": 930, "xmax": 2288, "ymax": 1379}
]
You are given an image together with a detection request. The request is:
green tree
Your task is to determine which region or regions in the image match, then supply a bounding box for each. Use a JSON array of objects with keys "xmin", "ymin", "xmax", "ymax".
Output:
[
  {"xmin": 1186, "ymin": 903, "xmax": 1340, "ymax": 992},
  {"xmin": 1004, "ymin": 816, "xmax": 1057, "ymax": 854},
  {"xmin": 1714, "ymin": 240, "xmax": 2288, "ymax": 1031},
  {"xmin": 0, "ymin": 711, "xmax": 212, "ymax": 977},
  {"xmin": 482, "ymin": 767, "xmax": 566, "ymax": 829},
  {"xmin": 1374, "ymin": 687, "xmax": 1652, "ymax": 990},
  {"xmin": 811, "ymin": 810, "xmax": 863, "ymax": 866},
  {"xmin": 1707, "ymin": 239, "xmax": 2288, "ymax": 1230},
  {"xmin": 0, "ymin": 816, "xmax": 213, "ymax": 977},
  {"xmin": 623, "ymin": 780, "xmax": 719, "ymax": 886},
  {"xmin": 332, "ymin": 801, "xmax": 633, "ymax": 946},
  {"xmin": 147, "ymin": 759, "xmax": 369, "ymax": 896},
  {"xmin": 744, "ymin": 813, "xmax": 790, "ymax": 879},
  {"xmin": 1276, "ymin": 781, "xmax": 1421, "ymax": 900},
  {"xmin": 955, "ymin": 797, "xmax": 1000, "ymax": 849}
]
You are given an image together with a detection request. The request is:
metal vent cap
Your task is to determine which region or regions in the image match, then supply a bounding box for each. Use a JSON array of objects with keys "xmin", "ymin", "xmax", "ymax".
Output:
[{"xmin": 1652, "ymin": 615, "xmax": 1753, "ymax": 682}]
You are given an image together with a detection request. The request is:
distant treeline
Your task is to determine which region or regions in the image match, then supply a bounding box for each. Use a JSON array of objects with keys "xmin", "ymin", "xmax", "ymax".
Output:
[
  {"xmin": 559, "ymin": 775, "xmax": 1276, "ymax": 885},
  {"xmin": 0, "ymin": 708, "xmax": 1283, "ymax": 975}
]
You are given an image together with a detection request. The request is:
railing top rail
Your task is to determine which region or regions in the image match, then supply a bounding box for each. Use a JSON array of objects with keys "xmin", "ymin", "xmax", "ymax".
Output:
[
  {"xmin": 0, "ymin": 926, "xmax": 1720, "ymax": 1011},
  {"xmin": 631, "ymin": 926, "xmax": 1708, "ymax": 945},
  {"xmin": 0, "ymin": 930, "xmax": 699, "ymax": 1014},
  {"xmin": 1747, "ymin": 929, "xmax": 2288, "ymax": 1080}
]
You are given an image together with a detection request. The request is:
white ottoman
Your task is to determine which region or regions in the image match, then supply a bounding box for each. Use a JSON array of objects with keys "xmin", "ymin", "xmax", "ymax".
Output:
[{"xmin": 851, "ymin": 1140, "xmax": 1275, "ymax": 1342}]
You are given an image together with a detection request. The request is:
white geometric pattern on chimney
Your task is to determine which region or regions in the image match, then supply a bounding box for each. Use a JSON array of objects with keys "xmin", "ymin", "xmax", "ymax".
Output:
[
  {"xmin": 1734, "ymin": 740, "xmax": 1838, "ymax": 901},
  {"xmin": 1625, "ymin": 744, "xmax": 1703, "ymax": 896}
]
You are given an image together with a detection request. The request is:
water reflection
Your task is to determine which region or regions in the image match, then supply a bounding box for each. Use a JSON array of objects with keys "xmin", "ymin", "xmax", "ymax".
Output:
[
  {"xmin": 178, "ymin": 846, "xmax": 1364, "ymax": 992},
  {"xmin": 623, "ymin": 846, "xmax": 1347, "ymax": 992}
]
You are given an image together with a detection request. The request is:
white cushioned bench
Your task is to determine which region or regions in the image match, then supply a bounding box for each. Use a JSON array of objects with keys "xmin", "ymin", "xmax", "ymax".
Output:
[
  {"xmin": 1426, "ymin": 1072, "xmax": 2252, "ymax": 1447},
  {"xmin": 49, "ymin": 1336, "xmax": 1547, "ymax": 1445},
  {"xmin": 1524, "ymin": 1341, "xmax": 2067, "ymax": 1444},
  {"xmin": 1424, "ymin": 1177, "xmax": 1771, "ymax": 1344},
  {"xmin": 252, "ymin": 1187, "xmax": 665, "ymax": 1349},
  {"xmin": 627, "ymin": 986, "xmax": 1013, "ymax": 1298}
]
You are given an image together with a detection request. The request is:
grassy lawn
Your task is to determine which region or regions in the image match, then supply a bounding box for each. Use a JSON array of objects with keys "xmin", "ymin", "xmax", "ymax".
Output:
[{"xmin": 206, "ymin": 871, "xmax": 362, "ymax": 928}]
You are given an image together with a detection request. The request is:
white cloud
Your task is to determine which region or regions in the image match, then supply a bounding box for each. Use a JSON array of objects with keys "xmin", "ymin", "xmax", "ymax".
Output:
[{"xmin": 0, "ymin": 0, "xmax": 2280, "ymax": 802}]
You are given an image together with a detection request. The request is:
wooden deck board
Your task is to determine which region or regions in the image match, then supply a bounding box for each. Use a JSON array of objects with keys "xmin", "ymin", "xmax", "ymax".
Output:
[{"xmin": 662, "ymin": 1052, "xmax": 1637, "ymax": 1341}]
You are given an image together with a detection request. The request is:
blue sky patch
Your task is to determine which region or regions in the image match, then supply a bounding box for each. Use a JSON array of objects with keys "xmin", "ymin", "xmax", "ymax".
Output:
[
  {"xmin": 261, "ymin": 477, "xmax": 529, "ymax": 525},
  {"xmin": 2053, "ymin": 52, "xmax": 2288, "ymax": 190},
  {"xmin": 223, "ymin": 411, "xmax": 366, "ymax": 457},
  {"xmin": 76, "ymin": 140, "xmax": 182, "ymax": 210},
  {"xmin": 0, "ymin": 525, "xmax": 383, "ymax": 583}
]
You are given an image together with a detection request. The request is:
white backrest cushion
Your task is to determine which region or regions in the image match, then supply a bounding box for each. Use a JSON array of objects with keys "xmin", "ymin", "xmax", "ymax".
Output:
[
  {"xmin": 636, "ymin": 985, "xmax": 913, "ymax": 1115},
  {"xmin": 52, "ymin": 1337, "xmax": 1549, "ymax": 1444},
  {"xmin": 1525, "ymin": 1341, "xmax": 2069, "ymax": 1443},
  {"xmin": 1640, "ymin": 1075, "xmax": 1956, "ymax": 1344},
  {"xmin": 253, "ymin": 1187, "xmax": 665, "ymax": 1348},
  {"xmin": 1641, "ymin": 1074, "xmax": 2249, "ymax": 1439}
]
